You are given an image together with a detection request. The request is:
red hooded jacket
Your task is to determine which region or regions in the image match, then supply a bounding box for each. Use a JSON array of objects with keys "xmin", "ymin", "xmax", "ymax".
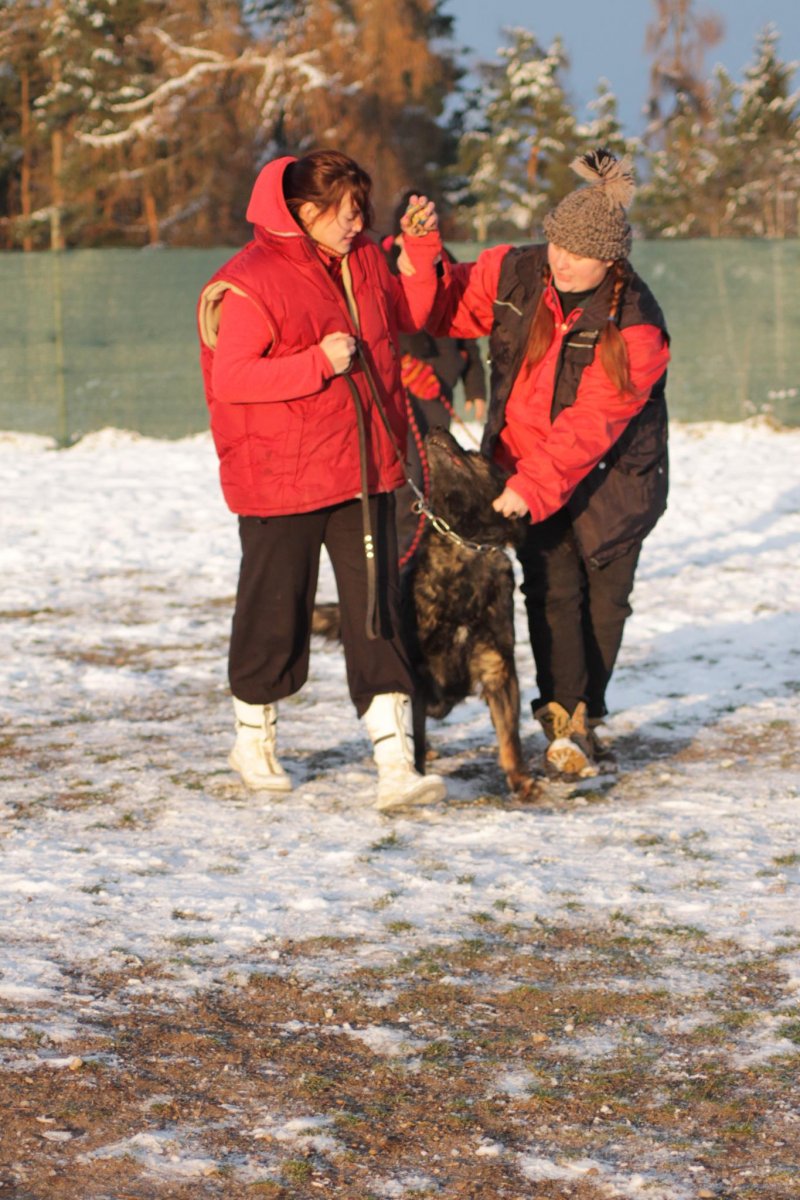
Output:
[{"xmin": 197, "ymin": 157, "xmax": 442, "ymax": 516}]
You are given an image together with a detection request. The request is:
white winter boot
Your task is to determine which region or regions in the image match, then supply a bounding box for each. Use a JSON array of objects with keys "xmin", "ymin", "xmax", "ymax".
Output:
[
  {"xmin": 363, "ymin": 693, "xmax": 447, "ymax": 813},
  {"xmin": 229, "ymin": 697, "xmax": 292, "ymax": 792}
]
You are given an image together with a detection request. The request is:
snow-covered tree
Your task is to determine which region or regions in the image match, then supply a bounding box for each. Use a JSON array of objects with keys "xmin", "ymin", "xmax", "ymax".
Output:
[
  {"xmin": 30, "ymin": 0, "xmax": 165, "ymax": 246},
  {"xmin": 452, "ymin": 28, "xmax": 580, "ymax": 242},
  {"xmin": 637, "ymin": 25, "xmax": 799, "ymax": 238},
  {"xmin": 577, "ymin": 79, "xmax": 633, "ymax": 160},
  {"xmin": 66, "ymin": 0, "xmax": 288, "ymax": 245},
  {"xmin": 0, "ymin": 0, "xmax": 46, "ymax": 248},
  {"xmin": 727, "ymin": 24, "xmax": 800, "ymax": 238},
  {"xmin": 636, "ymin": 63, "xmax": 740, "ymax": 237},
  {"xmin": 0, "ymin": 0, "xmax": 320, "ymax": 246}
]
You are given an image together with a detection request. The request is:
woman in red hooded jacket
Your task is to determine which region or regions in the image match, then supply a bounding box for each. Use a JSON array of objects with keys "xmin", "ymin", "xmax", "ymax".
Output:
[{"xmin": 197, "ymin": 150, "xmax": 445, "ymax": 812}]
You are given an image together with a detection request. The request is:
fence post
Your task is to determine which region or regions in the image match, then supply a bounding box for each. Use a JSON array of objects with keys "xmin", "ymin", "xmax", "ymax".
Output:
[{"xmin": 50, "ymin": 209, "xmax": 69, "ymax": 446}]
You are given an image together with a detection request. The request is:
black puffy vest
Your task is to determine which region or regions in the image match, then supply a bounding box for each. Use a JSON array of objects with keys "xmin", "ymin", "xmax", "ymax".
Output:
[{"xmin": 482, "ymin": 245, "xmax": 670, "ymax": 567}]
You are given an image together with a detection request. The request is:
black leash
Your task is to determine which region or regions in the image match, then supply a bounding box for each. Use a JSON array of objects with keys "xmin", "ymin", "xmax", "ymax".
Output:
[{"xmin": 343, "ymin": 370, "xmax": 378, "ymax": 641}]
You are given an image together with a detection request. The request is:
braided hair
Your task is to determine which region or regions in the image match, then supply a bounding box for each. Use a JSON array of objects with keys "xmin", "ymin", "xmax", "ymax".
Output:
[
  {"xmin": 597, "ymin": 259, "xmax": 633, "ymax": 395},
  {"xmin": 523, "ymin": 257, "xmax": 634, "ymax": 395}
]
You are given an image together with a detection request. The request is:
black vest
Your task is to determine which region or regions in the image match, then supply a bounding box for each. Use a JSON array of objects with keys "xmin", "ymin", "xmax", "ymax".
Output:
[{"xmin": 483, "ymin": 245, "xmax": 670, "ymax": 567}]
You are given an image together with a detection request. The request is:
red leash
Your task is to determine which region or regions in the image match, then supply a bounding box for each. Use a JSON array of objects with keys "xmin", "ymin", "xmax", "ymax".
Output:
[
  {"xmin": 398, "ymin": 390, "xmax": 483, "ymax": 569},
  {"xmin": 398, "ymin": 390, "xmax": 430, "ymax": 569}
]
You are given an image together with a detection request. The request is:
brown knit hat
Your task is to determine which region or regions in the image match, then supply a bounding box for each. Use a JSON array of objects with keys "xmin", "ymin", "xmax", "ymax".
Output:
[{"xmin": 543, "ymin": 148, "xmax": 635, "ymax": 260}]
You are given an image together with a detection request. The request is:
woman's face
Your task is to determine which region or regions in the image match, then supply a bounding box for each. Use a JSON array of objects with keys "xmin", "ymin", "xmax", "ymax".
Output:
[
  {"xmin": 548, "ymin": 243, "xmax": 612, "ymax": 292},
  {"xmin": 300, "ymin": 192, "xmax": 364, "ymax": 255}
]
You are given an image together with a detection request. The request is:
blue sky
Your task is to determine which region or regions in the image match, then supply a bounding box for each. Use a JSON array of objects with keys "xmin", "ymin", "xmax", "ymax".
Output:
[{"xmin": 447, "ymin": 0, "xmax": 799, "ymax": 135}]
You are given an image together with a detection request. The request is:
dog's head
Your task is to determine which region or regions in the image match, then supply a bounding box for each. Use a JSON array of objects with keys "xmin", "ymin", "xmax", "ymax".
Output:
[{"xmin": 424, "ymin": 426, "xmax": 526, "ymax": 548}]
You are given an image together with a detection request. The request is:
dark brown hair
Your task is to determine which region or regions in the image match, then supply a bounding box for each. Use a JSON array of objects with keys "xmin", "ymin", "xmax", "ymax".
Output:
[
  {"xmin": 283, "ymin": 149, "xmax": 374, "ymax": 231},
  {"xmin": 524, "ymin": 259, "xmax": 633, "ymax": 395}
]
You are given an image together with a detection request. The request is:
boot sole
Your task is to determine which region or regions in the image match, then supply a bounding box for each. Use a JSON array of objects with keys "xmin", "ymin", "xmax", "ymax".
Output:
[
  {"xmin": 228, "ymin": 752, "xmax": 293, "ymax": 793},
  {"xmin": 545, "ymin": 737, "xmax": 597, "ymax": 779},
  {"xmin": 375, "ymin": 777, "xmax": 447, "ymax": 813}
]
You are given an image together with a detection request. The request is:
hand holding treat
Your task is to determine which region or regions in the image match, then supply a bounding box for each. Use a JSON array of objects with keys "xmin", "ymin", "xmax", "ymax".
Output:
[{"xmin": 400, "ymin": 194, "xmax": 438, "ymax": 237}]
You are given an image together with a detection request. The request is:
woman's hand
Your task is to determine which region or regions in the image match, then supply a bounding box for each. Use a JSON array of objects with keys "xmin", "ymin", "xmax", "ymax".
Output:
[
  {"xmin": 400, "ymin": 194, "xmax": 439, "ymax": 238},
  {"xmin": 492, "ymin": 487, "xmax": 529, "ymax": 519},
  {"xmin": 320, "ymin": 331, "xmax": 356, "ymax": 375}
]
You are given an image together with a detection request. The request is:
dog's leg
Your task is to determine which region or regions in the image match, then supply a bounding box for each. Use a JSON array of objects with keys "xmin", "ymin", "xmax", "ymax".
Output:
[
  {"xmin": 475, "ymin": 647, "xmax": 537, "ymax": 799},
  {"xmin": 411, "ymin": 691, "xmax": 428, "ymax": 774}
]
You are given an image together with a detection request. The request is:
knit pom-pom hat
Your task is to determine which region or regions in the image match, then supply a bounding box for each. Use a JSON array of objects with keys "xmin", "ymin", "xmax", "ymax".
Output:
[{"xmin": 543, "ymin": 148, "xmax": 635, "ymax": 261}]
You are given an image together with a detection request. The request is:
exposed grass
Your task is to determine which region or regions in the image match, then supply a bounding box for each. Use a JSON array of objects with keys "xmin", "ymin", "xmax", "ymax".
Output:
[{"xmin": 1, "ymin": 921, "xmax": 798, "ymax": 1199}]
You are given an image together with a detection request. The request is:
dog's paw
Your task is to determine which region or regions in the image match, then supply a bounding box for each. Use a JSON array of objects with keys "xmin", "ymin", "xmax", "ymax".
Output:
[{"xmin": 509, "ymin": 773, "xmax": 541, "ymax": 802}]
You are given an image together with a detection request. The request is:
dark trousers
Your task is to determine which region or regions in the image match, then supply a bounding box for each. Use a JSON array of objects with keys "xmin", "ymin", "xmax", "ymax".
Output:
[
  {"xmin": 229, "ymin": 495, "xmax": 414, "ymax": 717},
  {"xmin": 517, "ymin": 508, "xmax": 640, "ymax": 720}
]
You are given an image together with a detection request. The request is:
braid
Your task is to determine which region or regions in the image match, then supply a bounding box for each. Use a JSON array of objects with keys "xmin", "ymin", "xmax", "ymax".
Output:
[
  {"xmin": 598, "ymin": 259, "xmax": 633, "ymax": 395},
  {"xmin": 524, "ymin": 257, "xmax": 633, "ymax": 393},
  {"xmin": 608, "ymin": 259, "xmax": 629, "ymax": 324},
  {"xmin": 523, "ymin": 263, "xmax": 556, "ymax": 371}
]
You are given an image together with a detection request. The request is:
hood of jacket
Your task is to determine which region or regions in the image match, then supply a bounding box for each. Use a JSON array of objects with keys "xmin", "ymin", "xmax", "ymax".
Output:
[
  {"xmin": 244, "ymin": 155, "xmax": 372, "ymax": 261},
  {"xmin": 245, "ymin": 156, "xmax": 302, "ymax": 239}
]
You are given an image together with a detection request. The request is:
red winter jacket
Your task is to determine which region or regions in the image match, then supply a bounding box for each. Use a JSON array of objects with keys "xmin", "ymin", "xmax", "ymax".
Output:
[
  {"xmin": 197, "ymin": 157, "xmax": 442, "ymax": 516},
  {"xmin": 429, "ymin": 245, "xmax": 670, "ymax": 525}
]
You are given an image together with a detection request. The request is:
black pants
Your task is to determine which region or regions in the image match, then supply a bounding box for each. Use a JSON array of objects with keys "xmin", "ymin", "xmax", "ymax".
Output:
[
  {"xmin": 517, "ymin": 508, "xmax": 641, "ymax": 720},
  {"xmin": 229, "ymin": 495, "xmax": 414, "ymax": 717}
]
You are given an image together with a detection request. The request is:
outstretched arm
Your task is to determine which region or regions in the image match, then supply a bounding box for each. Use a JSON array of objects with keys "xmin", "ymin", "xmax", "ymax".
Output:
[
  {"xmin": 427, "ymin": 244, "xmax": 511, "ymax": 341},
  {"xmin": 390, "ymin": 194, "xmax": 444, "ymax": 333}
]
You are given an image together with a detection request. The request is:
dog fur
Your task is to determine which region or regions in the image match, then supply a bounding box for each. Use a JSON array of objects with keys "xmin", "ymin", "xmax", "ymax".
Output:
[
  {"xmin": 311, "ymin": 428, "xmax": 534, "ymax": 799},
  {"xmin": 400, "ymin": 427, "xmax": 535, "ymax": 799}
]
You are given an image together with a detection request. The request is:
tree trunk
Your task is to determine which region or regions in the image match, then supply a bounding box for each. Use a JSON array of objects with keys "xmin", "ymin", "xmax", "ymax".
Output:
[
  {"xmin": 51, "ymin": 128, "xmax": 65, "ymax": 251},
  {"xmin": 143, "ymin": 189, "xmax": 160, "ymax": 244},
  {"xmin": 20, "ymin": 67, "xmax": 33, "ymax": 252}
]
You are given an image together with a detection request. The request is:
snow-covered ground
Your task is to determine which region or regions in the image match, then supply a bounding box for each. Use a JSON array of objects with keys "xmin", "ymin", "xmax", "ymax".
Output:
[{"xmin": 1, "ymin": 420, "xmax": 799, "ymax": 1025}]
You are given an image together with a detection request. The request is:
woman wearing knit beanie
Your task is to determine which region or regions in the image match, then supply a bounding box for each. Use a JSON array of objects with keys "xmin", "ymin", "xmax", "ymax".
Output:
[{"xmin": 411, "ymin": 149, "xmax": 670, "ymax": 779}]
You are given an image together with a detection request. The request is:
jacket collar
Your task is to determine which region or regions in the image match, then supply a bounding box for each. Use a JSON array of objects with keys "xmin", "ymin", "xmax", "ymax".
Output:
[{"xmin": 547, "ymin": 269, "xmax": 616, "ymax": 330}]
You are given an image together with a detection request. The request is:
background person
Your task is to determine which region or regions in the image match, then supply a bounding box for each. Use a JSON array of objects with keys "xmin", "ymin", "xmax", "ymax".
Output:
[
  {"xmin": 197, "ymin": 150, "xmax": 445, "ymax": 812},
  {"xmin": 422, "ymin": 149, "xmax": 670, "ymax": 778}
]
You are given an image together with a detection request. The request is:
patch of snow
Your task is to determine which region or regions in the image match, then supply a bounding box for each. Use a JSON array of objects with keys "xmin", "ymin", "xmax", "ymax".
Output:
[{"xmin": 0, "ymin": 420, "xmax": 798, "ymax": 1034}]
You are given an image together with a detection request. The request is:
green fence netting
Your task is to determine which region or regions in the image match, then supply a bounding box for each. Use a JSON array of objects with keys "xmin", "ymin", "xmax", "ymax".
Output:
[{"xmin": 1, "ymin": 241, "xmax": 798, "ymax": 441}]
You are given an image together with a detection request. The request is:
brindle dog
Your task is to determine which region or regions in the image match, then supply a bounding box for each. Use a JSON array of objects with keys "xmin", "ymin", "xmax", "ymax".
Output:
[
  {"xmin": 401, "ymin": 427, "xmax": 535, "ymax": 800},
  {"xmin": 312, "ymin": 428, "xmax": 535, "ymax": 799}
]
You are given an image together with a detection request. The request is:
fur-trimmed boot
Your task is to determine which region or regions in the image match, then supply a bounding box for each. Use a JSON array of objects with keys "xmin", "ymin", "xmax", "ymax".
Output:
[
  {"xmin": 534, "ymin": 700, "xmax": 598, "ymax": 779},
  {"xmin": 229, "ymin": 697, "xmax": 292, "ymax": 792},
  {"xmin": 363, "ymin": 693, "xmax": 447, "ymax": 813}
]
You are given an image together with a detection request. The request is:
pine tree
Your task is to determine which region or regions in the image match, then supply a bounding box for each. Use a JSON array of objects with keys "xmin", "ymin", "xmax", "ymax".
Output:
[
  {"xmin": 452, "ymin": 28, "xmax": 579, "ymax": 242},
  {"xmin": 635, "ymin": 78, "xmax": 726, "ymax": 237},
  {"xmin": 636, "ymin": 117, "xmax": 703, "ymax": 234},
  {"xmin": 637, "ymin": 24, "xmax": 800, "ymax": 239},
  {"xmin": 578, "ymin": 80, "xmax": 631, "ymax": 161},
  {"xmin": 0, "ymin": 0, "xmax": 313, "ymax": 246},
  {"xmin": 727, "ymin": 24, "xmax": 800, "ymax": 237},
  {"xmin": 70, "ymin": 0, "xmax": 273, "ymax": 245},
  {"xmin": 0, "ymin": 0, "xmax": 47, "ymax": 248},
  {"xmin": 33, "ymin": 0, "xmax": 164, "ymax": 246}
]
